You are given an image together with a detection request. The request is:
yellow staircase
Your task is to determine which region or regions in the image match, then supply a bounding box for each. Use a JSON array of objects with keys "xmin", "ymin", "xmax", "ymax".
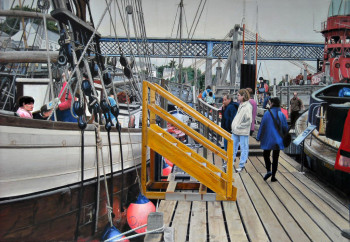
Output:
[{"xmin": 141, "ymin": 81, "xmax": 237, "ymax": 201}]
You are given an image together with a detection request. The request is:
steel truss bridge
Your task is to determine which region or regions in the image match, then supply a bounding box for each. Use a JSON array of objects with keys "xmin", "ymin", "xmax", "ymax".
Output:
[{"xmin": 100, "ymin": 38, "xmax": 324, "ymax": 61}]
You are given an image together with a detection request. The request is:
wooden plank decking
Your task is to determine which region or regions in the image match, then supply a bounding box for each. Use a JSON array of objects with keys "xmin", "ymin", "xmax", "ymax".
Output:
[{"xmin": 145, "ymin": 138, "xmax": 349, "ymax": 241}]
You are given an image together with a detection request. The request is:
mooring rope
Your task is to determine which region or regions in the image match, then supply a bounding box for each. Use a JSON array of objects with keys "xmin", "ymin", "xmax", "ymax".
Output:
[{"xmin": 95, "ymin": 123, "xmax": 113, "ymax": 227}]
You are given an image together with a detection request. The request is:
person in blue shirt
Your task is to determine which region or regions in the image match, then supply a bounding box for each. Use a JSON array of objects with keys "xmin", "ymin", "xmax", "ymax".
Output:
[
  {"xmin": 106, "ymin": 90, "xmax": 118, "ymax": 125},
  {"xmin": 262, "ymin": 92, "xmax": 271, "ymax": 109},
  {"xmin": 257, "ymin": 97, "xmax": 288, "ymax": 182},
  {"xmin": 202, "ymin": 85, "xmax": 215, "ymax": 100}
]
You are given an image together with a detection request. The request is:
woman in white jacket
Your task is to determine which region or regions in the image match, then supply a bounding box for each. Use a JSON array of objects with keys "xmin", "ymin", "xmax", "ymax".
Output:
[{"xmin": 231, "ymin": 89, "xmax": 253, "ymax": 172}]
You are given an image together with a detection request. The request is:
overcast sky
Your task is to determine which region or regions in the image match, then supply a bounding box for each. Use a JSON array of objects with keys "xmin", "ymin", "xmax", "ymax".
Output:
[
  {"xmin": 6, "ymin": 0, "xmax": 331, "ymax": 81},
  {"xmin": 94, "ymin": 0, "xmax": 330, "ymax": 42},
  {"xmin": 89, "ymin": 0, "xmax": 331, "ymax": 81}
]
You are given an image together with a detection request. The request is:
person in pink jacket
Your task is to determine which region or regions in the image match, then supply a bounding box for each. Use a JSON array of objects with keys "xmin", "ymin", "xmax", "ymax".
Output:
[{"xmin": 16, "ymin": 96, "xmax": 34, "ymax": 119}]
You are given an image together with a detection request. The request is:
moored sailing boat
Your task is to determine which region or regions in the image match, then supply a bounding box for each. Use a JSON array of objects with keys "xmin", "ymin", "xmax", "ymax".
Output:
[
  {"xmin": 296, "ymin": 0, "xmax": 350, "ymax": 195},
  {"xmin": 0, "ymin": 0, "xmax": 149, "ymax": 240}
]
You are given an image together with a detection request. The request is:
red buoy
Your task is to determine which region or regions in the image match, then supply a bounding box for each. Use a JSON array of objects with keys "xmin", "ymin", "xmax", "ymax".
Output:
[
  {"xmin": 164, "ymin": 158, "xmax": 173, "ymax": 167},
  {"xmin": 127, "ymin": 194, "xmax": 155, "ymax": 233},
  {"xmin": 162, "ymin": 161, "xmax": 172, "ymax": 176}
]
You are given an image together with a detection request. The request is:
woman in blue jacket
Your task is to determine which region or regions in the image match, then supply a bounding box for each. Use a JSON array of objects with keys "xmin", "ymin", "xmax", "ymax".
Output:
[{"xmin": 257, "ymin": 97, "xmax": 288, "ymax": 182}]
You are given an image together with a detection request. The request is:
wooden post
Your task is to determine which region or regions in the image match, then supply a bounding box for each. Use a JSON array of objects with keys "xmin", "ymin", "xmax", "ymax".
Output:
[
  {"xmin": 141, "ymin": 82, "xmax": 149, "ymax": 195},
  {"xmin": 279, "ymin": 86, "xmax": 283, "ymax": 106},
  {"xmin": 160, "ymin": 79, "xmax": 168, "ymax": 128}
]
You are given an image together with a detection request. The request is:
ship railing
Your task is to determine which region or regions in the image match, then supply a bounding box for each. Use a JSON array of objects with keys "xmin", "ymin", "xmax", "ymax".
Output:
[
  {"xmin": 196, "ymin": 98, "xmax": 222, "ymax": 158},
  {"xmin": 309, "ymin": 102, "xmax": 327, "ymax": 126},
  {"xmin": 141, "ymin": 81, "xmax": 237, "ymax": 201}
]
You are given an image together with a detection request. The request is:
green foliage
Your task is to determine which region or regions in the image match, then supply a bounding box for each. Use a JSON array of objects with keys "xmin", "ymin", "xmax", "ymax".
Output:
[
  {"xmin": 155, "ymin": 64, "xmax": 205, "ymax": 89},
  {"xmin": 0, "ymin": 5, "xmax": 59, "ymax": 36}
]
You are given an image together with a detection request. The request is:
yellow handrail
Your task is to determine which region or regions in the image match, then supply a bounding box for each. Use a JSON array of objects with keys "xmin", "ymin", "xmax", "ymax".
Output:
[
  {"xmin": 151, "ymin": 82, "xmax": 231, "ymax": 140},
  {"xmin": 142, "ymin": 81, "xmax": 235, "ymax": 200}
]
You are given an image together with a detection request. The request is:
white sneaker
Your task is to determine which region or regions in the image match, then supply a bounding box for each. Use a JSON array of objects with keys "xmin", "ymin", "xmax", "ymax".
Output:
[{"xmin": 236, "ymin": 167, "xmax": 243, "ymax": 172}]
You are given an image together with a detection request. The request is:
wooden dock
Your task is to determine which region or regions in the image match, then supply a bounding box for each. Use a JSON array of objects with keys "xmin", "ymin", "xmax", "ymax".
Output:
[{"xmin": 145, "ymin": 138, "xmax": 349, "ymax": 241}]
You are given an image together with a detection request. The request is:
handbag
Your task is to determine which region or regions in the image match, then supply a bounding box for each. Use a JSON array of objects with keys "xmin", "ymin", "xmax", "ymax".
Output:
[
  {"xmin": 268, "ymin": 109, "xmax": 291, "ymax": 147},
  {"xmin": 259, "ymin": 87, "xmax": 265, "ymax": 93}
]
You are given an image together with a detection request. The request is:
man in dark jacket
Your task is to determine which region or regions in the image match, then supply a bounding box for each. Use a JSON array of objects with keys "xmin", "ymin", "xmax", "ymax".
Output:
[
  {"xmin": 290, "ymin": 92, "xmax": 304, "ymax": 128},
  {"xmin": 221, "ymin": 94, "xmax": 238, "ymax": 151}
]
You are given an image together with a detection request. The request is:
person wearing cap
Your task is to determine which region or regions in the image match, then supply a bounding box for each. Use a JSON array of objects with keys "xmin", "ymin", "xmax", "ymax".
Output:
[
  {"xmin": 231, "ymin": 89, "xmax": 253, "ymax": 172},
  {"xmin": 33, "ymin": 104, "xmax": 53, "ymax": 120},
  {"xmin": 258, "ymin": 77, "xmax": 265, "ymax": 104},
  {"xmin": 16, "ymin": 96, "xmax": 34, "ymax": 119}
]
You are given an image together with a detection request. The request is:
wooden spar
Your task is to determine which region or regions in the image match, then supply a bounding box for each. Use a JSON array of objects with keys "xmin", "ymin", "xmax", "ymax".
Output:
[
  {"xmin": 18, "ymin": 0, "xmax": 28, "ymax": 49},
  {"xmin": 0, "ymin": 51, "xmax": 59, "ymax": 63},
  {"xmin": 0, "ymin": 10, "xmax": 56, "ymax": 21},
  {"xmin": 242, "ymin": 24, "xmax": 245, "ymax": 63}
]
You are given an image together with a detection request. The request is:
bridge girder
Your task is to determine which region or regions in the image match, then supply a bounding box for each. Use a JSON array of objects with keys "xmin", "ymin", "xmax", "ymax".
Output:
[{"xmin": 100, "ymin": 38, "xmax": 324, "ymax": 61}]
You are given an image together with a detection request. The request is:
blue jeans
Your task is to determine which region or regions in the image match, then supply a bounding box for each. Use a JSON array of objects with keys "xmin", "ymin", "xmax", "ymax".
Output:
[
  {"xmin": 232, "ymin": 134, "xmax": 249, "ymax": 168},
  {"xmin": 224, "ymin": 138, "xmax": 228, "ymax": 151}
]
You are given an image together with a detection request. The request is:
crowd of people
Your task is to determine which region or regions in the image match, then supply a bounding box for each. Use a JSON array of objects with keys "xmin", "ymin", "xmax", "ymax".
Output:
[
  {"xmin": 198, "ymin": 76, "xmax": 298, "ymax": 181},
  {"xmin": 17, "ymin": 74, "xmax": 297, "ymax": 182},
  {"xmin": 15, "ymin": 71, "xmax": 123, "ymax": 125}
]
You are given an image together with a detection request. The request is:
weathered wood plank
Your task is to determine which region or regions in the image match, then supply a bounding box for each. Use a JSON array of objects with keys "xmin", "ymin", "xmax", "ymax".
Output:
[
  {"xmin": 292, "ymin": 172, "xmax": 349, "ymax": 220},
  {"xmin": 199, "ymin": 184, "xmax": 207, "ymax": 194},
  {"xmin": 279, "ymin": 151, "xmax": 302, "ymax": 169},
  {"xmin": 171, "ymin": 201, "xmax": 191, "ymax": 241},
  {"xmin": 208, "ymin": 201, "xmax": 227, "ymax": 242},
  {"xmin": 278, "ymin": 155, "xmax": 298, "ymax": 172},
  {"xmin": 277, "ymin": 173, "xmax": 346, "ymax": 241},
  {"xmin": 144, "ymin": 200, "xmax": 177, "ymax": 242},
  {"xmin": 282, "ymin": 172, "xmax": 349, "ymax": 231},
  {"xmin": 166, "ymin": 181, "xmax": 177, "ymax": 193},
  {"xmin": 189, "ymin": 201, "xmax": 207, "ymax": 242},
  {"xmin": 233, "ymin": 173, "xmax": 268, "ymax": 241},
  {"xmin": 267, "ymin": 177, "xmax": 329, "ymax": 241},
  {"xmin": 241, "ymin": 173, "xmax": 291, "ymax": 241},
  {"xmin": 249, "ymin": 156, "xmax": 266, "ymax": 173},
  {"xmin": 242, "ymin": 157, "xmax": 255, "ymax": 173},
  {"xmin": 250, "ymin": 173, "xmax": 310, "ymax": 242},
  {"xmin": 222, "ymin": 201, "xmax": 248, "ymax": 241}
]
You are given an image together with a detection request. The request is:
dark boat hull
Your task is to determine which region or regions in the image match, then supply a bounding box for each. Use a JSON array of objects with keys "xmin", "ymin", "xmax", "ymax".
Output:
[{"xmin": 0, "ymin": 167, "xmax": 141, "ymax": 240}]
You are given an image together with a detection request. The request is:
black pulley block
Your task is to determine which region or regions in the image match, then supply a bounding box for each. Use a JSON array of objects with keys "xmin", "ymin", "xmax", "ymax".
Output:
[
  {"xmin": 81, "ymin": 79, "xmax": 92, "ymax": 97},
  {"xmin": 120, "ymin": 54, "xmax": 128, "ymax": 67},
  {"xmin": 100, "ymin": 99, "xmax": 109, "ymax": 114},
  {"xmin": 124, "ymin": 67, "xmax": 132, "ymax": 79},
  {"xmin": 73, "ymin": 101, "xmax": 85, "ymax": 116}
]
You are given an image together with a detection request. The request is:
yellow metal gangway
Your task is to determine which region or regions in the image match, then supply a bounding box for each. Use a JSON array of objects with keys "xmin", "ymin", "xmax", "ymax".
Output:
[{"xmin": 141, "ymin": 81, "xmax": 237, "ymax": 201}]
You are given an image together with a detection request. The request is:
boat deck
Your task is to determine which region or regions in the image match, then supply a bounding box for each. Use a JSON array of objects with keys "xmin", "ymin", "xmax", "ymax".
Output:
[{"xmin": 145, "ymin": 138, "xmax": 349, "ymax": 241}]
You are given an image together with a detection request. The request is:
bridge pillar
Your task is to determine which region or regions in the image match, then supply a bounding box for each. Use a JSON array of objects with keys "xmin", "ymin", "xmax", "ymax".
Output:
[
  {"xmin": 205, "ymin": 58, "xmax": 213, "ymax": 87},
  {"xmin": 205, "ymin": 41, "xmax": 214, "ymax": 87}
]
